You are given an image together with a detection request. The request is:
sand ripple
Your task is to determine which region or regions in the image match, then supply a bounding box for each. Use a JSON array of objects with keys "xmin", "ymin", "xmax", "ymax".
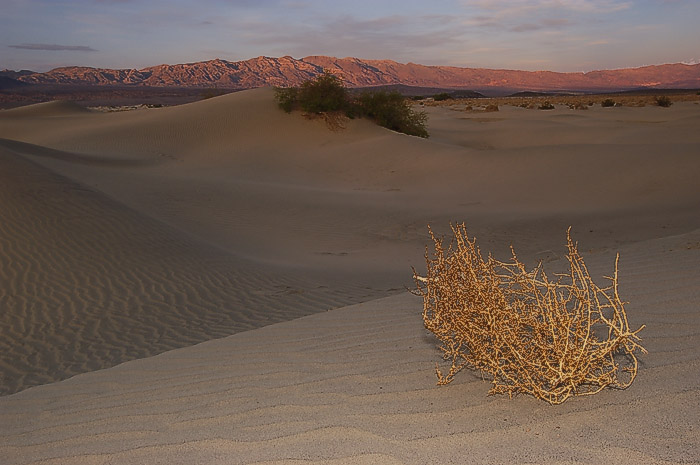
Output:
[
  {"xmin": 1, "ymin": 90, "xmax": 699, "ymax": 463},
  {"xmin": 1, "ymin": 229, "xmax": 699, "ymax": 463},
  {"xmin": 0, "ymin": 148, "xmax": 387, "ymax": 396}
]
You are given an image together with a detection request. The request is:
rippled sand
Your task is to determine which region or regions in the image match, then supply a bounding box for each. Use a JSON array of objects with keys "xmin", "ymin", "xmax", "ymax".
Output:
[{"xmin": 1, "ymin": 90, "xmax": 699, "ymax": 464}]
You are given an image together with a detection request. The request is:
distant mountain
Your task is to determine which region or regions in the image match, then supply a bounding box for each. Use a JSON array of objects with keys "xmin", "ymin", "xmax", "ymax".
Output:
[
  {"xmin": 0, "ymin": 69, "xmax": 36, "ymax": 80},
  {"xmin": 0, "ymin": 76, "xmax": 28, "ymax": 90},
  {"xmin": 12, "ymin": 56, "xmax": 700, "ymax": 93},
  {"xmin": 0, "ymin": 70, "xmax": 33, "ymax": 90}
]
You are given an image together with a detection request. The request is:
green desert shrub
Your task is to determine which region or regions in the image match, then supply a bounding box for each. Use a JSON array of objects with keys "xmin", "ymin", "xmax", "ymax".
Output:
[
  {"xmin": 601, "ymin": 98, "xmax": 616, "ymax": 107},
  {"xmin": 655, "ymin": 95, "xmax": 673, "ymax": 107},
  {"xmin": 297, "ymin": 72, "xmax": 349, "ymax": 113},
  {"xmin": 274, "ymin": 72, "xmax": 349, "ymax": 114},
  {"xmin": 433, "ymin": 92, "xmax": 452, "ymax": 101},
  {"xmin": 275, "ymin": 75, "xmax": 429, "ymax": 138},
  {"xmin": 356, "ymin": 90, "xmax": 429, "ymax": 138},
  {"xmin": 274, "ymin": 87, "xmax": 299, "ymax": 113}
]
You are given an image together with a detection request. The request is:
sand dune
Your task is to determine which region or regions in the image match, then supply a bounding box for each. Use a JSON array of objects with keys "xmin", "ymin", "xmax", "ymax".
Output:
[
  {"xmin": 0, "ymin": 100, "xmax": 92, "ymax": 118},
  {"xmin": 0, "ymin": 145, "xmax": 387, "ymax": 396},
  {"xmin": 1, "ymin": 229, "xmax": 699, "ymax": 464},
  {"xmin": 0, "ymin": 89, "xmax": 699, "ymax": 463},
  {"xmin": 2, "ymin": 90, "xmax": 699, "ymax": 273}
]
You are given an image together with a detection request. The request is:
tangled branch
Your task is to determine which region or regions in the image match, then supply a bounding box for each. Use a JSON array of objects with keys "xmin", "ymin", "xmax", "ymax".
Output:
[{"xmin": 413, "ymin": 223, "xmax": 646, "ymax": 405}]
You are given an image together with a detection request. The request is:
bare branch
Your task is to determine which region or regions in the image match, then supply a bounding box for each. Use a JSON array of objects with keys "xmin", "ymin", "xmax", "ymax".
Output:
[{"xmin": 414, "ymin": 223, "xmax": 646, "ymax": 405}]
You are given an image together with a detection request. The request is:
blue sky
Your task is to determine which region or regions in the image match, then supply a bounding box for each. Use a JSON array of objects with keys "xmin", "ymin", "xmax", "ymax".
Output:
[{"xmin": 2, "ymin": 0, "xmax": 699, "ymax": 72}]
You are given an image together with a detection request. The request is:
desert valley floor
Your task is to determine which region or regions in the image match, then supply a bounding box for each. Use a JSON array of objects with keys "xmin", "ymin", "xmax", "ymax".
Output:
[{"xmin": 1, "ymin": 89, "xmax": 699, "ymax": 464}]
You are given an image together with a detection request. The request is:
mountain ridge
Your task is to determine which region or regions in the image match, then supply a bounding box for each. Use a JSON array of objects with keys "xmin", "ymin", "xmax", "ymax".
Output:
[{"xmin": 10, "ymin": 56, "xmax": 700, "ymax": 93}]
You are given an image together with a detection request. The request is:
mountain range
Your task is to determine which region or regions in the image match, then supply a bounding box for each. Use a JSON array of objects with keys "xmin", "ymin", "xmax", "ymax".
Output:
[{"xmin": 4, "ymin": 56, "xmax": 700, "ymax": 93}]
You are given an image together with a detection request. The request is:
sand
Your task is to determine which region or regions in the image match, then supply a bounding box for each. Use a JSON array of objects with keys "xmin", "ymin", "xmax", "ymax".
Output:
[{"xmin": 0, "ymin": 90, "xmax": 699, "ymax": 463}]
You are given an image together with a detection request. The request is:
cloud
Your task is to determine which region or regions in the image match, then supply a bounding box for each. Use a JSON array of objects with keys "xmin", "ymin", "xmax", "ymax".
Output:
[
  {"xmin": 510, "ymin": 23, "xmax": 541, "ymax": 32},
  {"xmin": 9, "ymin": 43, "xmax": 98, "ymax": 51},
  {"xmin": 510, "ymin": 17, "xmax": 571, "ymax": 32},
  {"xmin": 549, "ymin": 0, "xmax": 632, "ymax": 13},
  {"xmin": 468, "ymin": 0, "xmax": 632, "ymax": 14},
  {"xmin": 230, "ymin": 13, "xmax": 467, "ymax": 63},
  {"xmin": 462, "ymin": 0, "xmax": 631, "ymax": 31}
]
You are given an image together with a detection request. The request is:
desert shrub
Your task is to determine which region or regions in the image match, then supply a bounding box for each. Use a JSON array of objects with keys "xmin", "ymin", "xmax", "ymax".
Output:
[
  {"xmin": 297, "ymin": 72, "xmax": 349, "ymax": 113},
  {"xmin": 274, "ymin": 72, "xmax": 349, "ymax": 114},
  {"xmin": 274, "ymin": 86, "xmax": 299, "ymax": 113},
  {"xmin": 275, "ymin": 75, "xmax": 429, "ymax": 137},
  {"xmin": 655, "ymin": 95, "xmax": 673, "ymax": 107},
  {"xmin": 356, "ymin": 90, "xmax": 429, "ymax": 138},
  {"xmin": 484, "ymin": 104, "xmax": 499, "ymax": 112},
  {"xmin": 538, "ymin": 101, "xmax": 555, "ymax": 110},
  {"xmin": 413, "ymin": 223, "xmax": 646, "ymax": 405},
  {"xmin": 433, "ymin": 92, "xmax": 452, "ymax": 101},
  {"xmin": 601, "ymin": 98, "xmax": 616, "ymax": 107}
]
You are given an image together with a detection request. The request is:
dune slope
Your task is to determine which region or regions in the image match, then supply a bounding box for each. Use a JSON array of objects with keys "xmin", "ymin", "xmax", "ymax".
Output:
[
  {"xmin": 2, "ymin": 90, "xmax": 699, "ymax": 275},
  {"xmin": 1, "ymin": 228, "xmax": 699, "ymax": 464},
  {"xmin": 0, "ymin": 147, "xmax": 385, "ymax": 395},
  {"xmin": 0, "ymin": 88, "xmax": 699, "ymax": 406}
]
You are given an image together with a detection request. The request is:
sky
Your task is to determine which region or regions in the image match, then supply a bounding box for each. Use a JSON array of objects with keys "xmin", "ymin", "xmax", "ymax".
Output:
[{"xmin": 1, "ymin": 0, "xmax": 699, "ymax": 73}]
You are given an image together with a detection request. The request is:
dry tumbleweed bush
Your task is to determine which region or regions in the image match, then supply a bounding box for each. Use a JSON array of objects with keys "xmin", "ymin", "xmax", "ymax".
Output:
[{"xmin": 413, "ymin": 224, "xmax": 646, "ymax": 405}]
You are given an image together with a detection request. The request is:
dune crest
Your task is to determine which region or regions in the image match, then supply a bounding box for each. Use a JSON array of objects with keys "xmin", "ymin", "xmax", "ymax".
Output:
[
  {"xmin": 0, "ymin": 146, "xmax": 387, "ymax": 395},
  {"xmin": 0, "ymin": 99, "xmax": 91, "ymax": 117}
]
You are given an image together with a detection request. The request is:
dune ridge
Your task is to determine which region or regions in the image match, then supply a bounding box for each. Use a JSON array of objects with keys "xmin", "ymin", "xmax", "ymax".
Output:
[
  {"xmin": 2, "ymin": 89, "xmax": 699, "ymax": 272},
  {"xmin": 0, "ymin": 100, "xmax": 92, "ymax": 117},
  {"xmin": 0, "ymin": 146, "xmax": 387, "ymax": 396}
]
